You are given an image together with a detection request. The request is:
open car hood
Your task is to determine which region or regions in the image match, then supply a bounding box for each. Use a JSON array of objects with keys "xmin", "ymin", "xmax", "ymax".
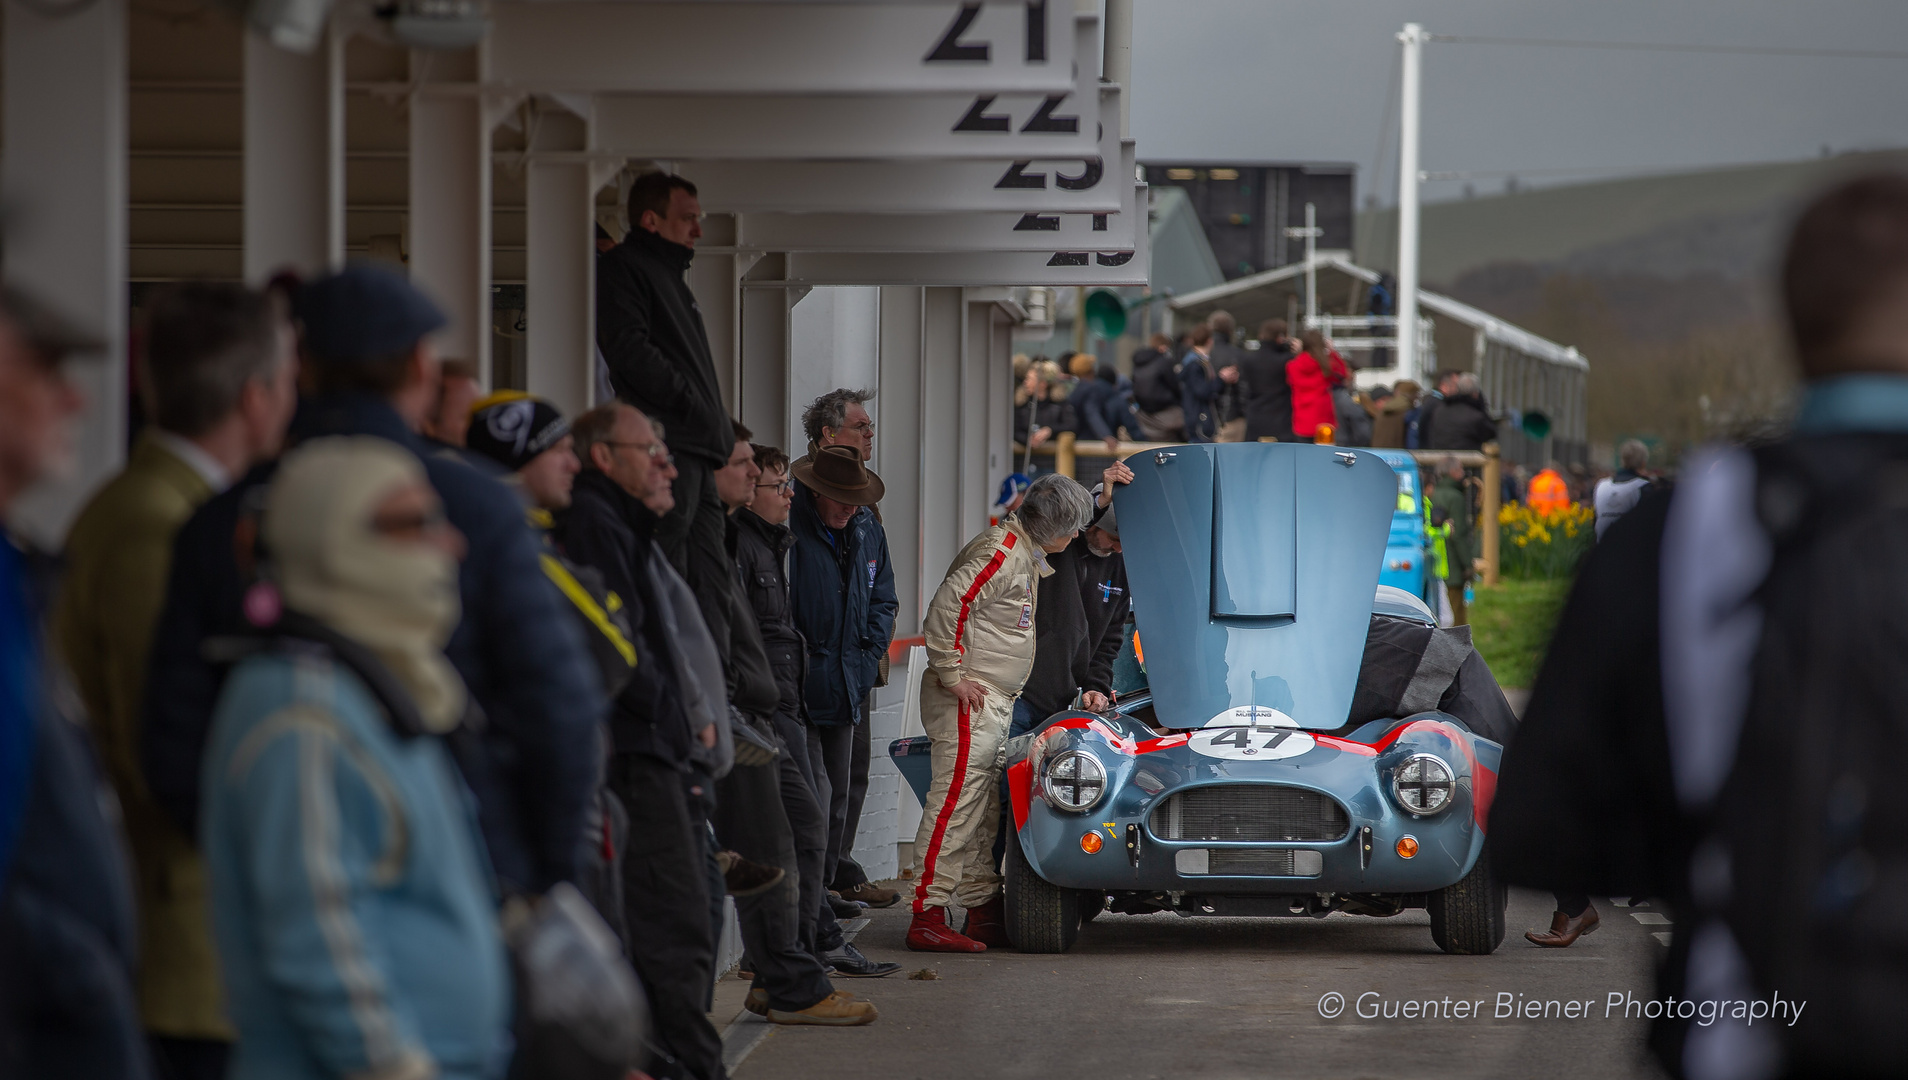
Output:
[{"xmin": 1114, "ymin": 443, "xmax": 1396, "ymax": 730}]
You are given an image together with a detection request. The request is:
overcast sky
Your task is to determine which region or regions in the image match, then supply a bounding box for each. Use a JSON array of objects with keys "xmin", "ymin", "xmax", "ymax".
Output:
[{"xmin": 1130, "ymin": 0, "xmax": 1908, "ymax": 204}]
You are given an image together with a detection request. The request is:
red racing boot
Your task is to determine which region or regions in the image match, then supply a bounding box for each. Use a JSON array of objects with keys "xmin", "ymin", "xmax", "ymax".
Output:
[
  {"xmin": 906, "ymin": 906, "xmax": 986, "ymax": 952},
  {"xmin": 961, "ymin": 897, "xmax": 1013, "ymax": 949}
]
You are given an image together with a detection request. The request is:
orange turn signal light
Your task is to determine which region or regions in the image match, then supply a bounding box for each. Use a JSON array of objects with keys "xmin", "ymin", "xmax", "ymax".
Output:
[
  {"xmin": 1080, "ymin": 831, "xmax": 1105, "ymax": 854},
  {"xmin": 1396, "ymin": 835, "xmax": 1419, "ymax": 859},
  {"xmin": 1314, "ymin": 423, "xmax": 1337, "ymax": 445}
]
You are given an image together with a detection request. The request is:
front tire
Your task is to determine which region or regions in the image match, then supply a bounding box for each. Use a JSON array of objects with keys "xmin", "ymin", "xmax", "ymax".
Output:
[
  {"xmin": 1004, "ymin": 829, "xmax": 1079, "ymax": 953},
  {"xmin": 1428, "ymin": 845, "xmax": 1507, "ymax": 955}
]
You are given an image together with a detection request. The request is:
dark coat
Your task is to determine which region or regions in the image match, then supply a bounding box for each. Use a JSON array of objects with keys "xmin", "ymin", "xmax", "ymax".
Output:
[
  {"xmin": 1130, "ymin": 346, "xmax": 1181, "ymax": 414},
  {"xmin": 1067, "ymin": 368, "xmax": 1133, "ymax": 442},
  {"xmin": 1238, "ymin": 337, "xmax": 1297, "ymax": 441},
  {"xmin": 730, "ymin": 509, "xmax": 803, "ymax": 728},
  {"xmin": 554, "ymin": 468, "xmax": 695, "ymax": 769},
  {"xmin": 1209, "ymin": 333, "xmax": 1248, "ymax": 426},
  {"xmin": 1178, "ymin": 350, "xmax": 1223, "ymax": 443},
  {"xmin": 1, "ymin": 545, "xmax": 151, "ymax": 1080},
  {"xmin": 1426, "ymin": 392, "xmax": 1497, "ymax": 451},
  {"xmin": 597, "ymin": 229, "xmax": 733, "ymax": 465},
  {"xmin": 1013, "ymin": 393, "xmax": 1076, "ymax": 448},
  {"xmin": 787, "ymin": 485, "xmax": 898, "ymax": 726},
  {"xmin": 1018, "ymin": 532, "xmax": 1131, "ymax": 720},
  {"xmin": 142, "ymin": 393, "xmax": 604, "ymax": 896}
]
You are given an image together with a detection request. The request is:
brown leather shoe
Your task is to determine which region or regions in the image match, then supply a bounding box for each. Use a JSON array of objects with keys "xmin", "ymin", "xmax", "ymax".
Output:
[
  {"xmin": 745, "ymin": 987, "xmax": 769, "ymax": 1016},
  {"xmin": 1525, "ymin": 906, "xmax": 1600, "ymax": 948},
  {"xmin": 768, "ymin": 990, "xmax": 878, "ymax": 1026},
  {"xmin": 839, "ymin": 881, "xmax": 901, "ymax": 908}
]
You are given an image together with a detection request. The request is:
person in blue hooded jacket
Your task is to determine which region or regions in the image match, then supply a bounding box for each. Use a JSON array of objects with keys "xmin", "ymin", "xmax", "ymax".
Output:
[
  {"xmin": 786, "ymin": 447, "xmax": 897, "ymax": 910},
  {"xmin": 201, "ymin": 437, "xmax": 509, "ymax": 1080}
]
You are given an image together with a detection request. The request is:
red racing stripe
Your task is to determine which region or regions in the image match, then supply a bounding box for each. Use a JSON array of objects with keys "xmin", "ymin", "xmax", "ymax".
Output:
[
  {"xmin": 914, "ymin": 699, "xmax": 974, "ymax": 913},
  {"xmin": 949, "ymin": 533, "xmax": 1014, "ymax": 659}
]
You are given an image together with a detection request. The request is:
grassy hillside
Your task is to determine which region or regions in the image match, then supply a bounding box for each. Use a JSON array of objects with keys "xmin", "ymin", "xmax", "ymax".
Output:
[{"xmin": 1354, "ymin": 148, "xmax": 1908, "ymax": 285}]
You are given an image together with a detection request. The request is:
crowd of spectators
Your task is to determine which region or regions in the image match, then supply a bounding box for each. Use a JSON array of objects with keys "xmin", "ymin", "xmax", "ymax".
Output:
[
  {"xmin": 0, "ymin": 170, "xmax": 954, "ymax": 1080},
  {"xmin": 1011, "ymin": 311, "xmax": 1510, "ymax": 463}
]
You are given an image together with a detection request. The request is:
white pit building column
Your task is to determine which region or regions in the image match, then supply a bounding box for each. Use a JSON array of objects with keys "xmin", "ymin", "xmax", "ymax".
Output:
[
  {"xmin": 243, "ymin": 28, "xmax": 344, "ymax": 281},
  {"xmin": 2, "ymin": 0, "xmax": 128, "ymax": 546},
  {"xmin": 408, "ymin": 49, "xmax": 493, "ymax": 383},
  {"xmin": 524, "ymin": 102, "xmax": 595, "ymax": 416}
]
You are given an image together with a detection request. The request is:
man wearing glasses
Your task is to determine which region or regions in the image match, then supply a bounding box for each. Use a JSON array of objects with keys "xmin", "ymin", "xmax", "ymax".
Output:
[{"xmin": 596, "ymin": 170, "xmax": 736, "ymax": 649}]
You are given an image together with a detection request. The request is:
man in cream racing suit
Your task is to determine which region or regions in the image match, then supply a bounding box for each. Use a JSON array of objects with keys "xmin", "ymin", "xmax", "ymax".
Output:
[{"xmin": 906, "ymin": 475, "xmax": 1094, "ymax": 953}]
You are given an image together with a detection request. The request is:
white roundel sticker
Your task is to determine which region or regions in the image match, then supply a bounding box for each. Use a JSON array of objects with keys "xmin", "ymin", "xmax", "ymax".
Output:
[{"xmin": 1189, "ymin": 727, "xmax": 1316, "ymax": 761}]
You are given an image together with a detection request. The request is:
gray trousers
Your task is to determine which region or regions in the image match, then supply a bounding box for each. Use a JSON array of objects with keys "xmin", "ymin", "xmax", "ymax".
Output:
[
  {"xmin": 774, "ymin": 712, "xmax": 843, "ymax": 954},
  {"xmin": 711, "ymin": 747, "xmax": 835, "ymax": 1013}
]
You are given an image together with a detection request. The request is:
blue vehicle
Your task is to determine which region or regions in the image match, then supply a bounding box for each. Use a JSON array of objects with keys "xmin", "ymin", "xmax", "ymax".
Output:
[
  {"xmin": 896, "ymin": 443, "xmax": 1509, "ymax": 956},
  {"xmin": 1371, "ymin": 449, "xmax": 1436, "ymax": 609}
]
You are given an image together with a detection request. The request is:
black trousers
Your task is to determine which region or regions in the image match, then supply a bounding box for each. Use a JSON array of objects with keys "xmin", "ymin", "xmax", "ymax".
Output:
[
  {"xmin": 815, "ymin": 722, "xmax": 859, "ymax": 898},
  {"xmin": 712, "ymin": 751, "xmax": 835, "ymax": 1012},
  {"xmin": 1555, "ymin": 891, "xmax": 1593, "ymax": 918},
  {"xmin": 830, "ymin": 704, "xmax": 873, "ymax": 891},
  {"xmin": 608, "ymin": 754, "xmax": 726, "ymax": 1080},
  {"xmin": 774, "ymin": 711, "xmax": 843, "ymax": 954},
  {"xmin": 652, "ymin": 454, "xmax": 732, "ymax": 642},
  {"xmin": 149, "ymin": 1036, "xmax": 227, "ymax": 1080}
]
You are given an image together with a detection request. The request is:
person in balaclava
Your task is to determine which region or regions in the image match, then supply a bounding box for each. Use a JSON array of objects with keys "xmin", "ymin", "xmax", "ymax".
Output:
[{"xmin": 198, "ymin": 437, "xmax": 510, "ymax": 1080}]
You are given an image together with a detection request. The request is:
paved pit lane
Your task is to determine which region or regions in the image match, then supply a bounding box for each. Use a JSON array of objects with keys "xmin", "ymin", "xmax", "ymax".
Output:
[{"xmin": 724, "ymin": 886, "xmax": 1670, "ymax": 1080}]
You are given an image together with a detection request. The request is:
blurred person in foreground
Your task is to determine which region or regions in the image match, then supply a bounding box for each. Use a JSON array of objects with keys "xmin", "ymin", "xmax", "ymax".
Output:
[
  {"xmin": 1593, "ymin": 439, "xmax": 1653, "ymax": 540},
  {"xmin": 906, "ymin": 474, "xmax": 1094, "ymax": 953},
  {"xmin": 794, "ymin": 389, "xmax": 904, "ymax": 911},
  {"xmin": 143, "ymin": 263, "xmax": 603, "ymax": 903},
  {"xmin": 0, "ymin": 286, "xmax": 150, "ymax": 1079},
  {"xmin": 420, "ymin": 358, "xmax": 481, "ymax": 449},
  {"xmin": 557, "ymin": 401, "xmax": 734, "ymax": 1079},
  {"xmin": 54, "ymin": 283, "xmax": 297, "ymax": 1079},
  {"xmin": 200, "ymin": 437, "xmax": 507, "ymax": 1080},
  {"xmin": 1492, "ymin": 173, "xmax": 1908, "ymax": 1079}
]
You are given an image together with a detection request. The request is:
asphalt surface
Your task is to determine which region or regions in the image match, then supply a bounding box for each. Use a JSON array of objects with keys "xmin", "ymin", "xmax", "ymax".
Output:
[{"xmin": 724, "ymin": 886, "xmax": 1674, "ymax": 1080}]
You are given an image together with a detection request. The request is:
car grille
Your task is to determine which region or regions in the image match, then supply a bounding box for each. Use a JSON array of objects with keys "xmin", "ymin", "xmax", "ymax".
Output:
[
  {"xmin": 1150, "ymin": 785, "xmax": 1350, "ymax": 842},
  {"xmin": 1210, "ymin": 850, "xmax": 1303, "ymax": 877}
]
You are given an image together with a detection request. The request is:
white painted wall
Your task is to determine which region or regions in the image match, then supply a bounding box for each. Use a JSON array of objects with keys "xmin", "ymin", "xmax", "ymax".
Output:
[{"xmin": 787, "ymin": 286, "xmax": 880, "ymax": 462}]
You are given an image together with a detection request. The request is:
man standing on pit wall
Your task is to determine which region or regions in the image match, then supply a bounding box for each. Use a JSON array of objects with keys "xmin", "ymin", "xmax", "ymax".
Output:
[
  {"xmin": 597, "ymin": 171, "xmax": 735, "ymax": 638},
  {"xmin": 906, "ymin": 475, "xmax": 1095, "ymax": 954}
]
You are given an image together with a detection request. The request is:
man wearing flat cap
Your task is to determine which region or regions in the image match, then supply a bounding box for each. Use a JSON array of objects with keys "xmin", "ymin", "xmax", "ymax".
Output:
[
  {"xmin": 786, "ymin": 447, "xmax": 898, "ymax": 924},
  {"xmin": 144, "ymin": 263, "xmax": 605, "ymax": 906}
]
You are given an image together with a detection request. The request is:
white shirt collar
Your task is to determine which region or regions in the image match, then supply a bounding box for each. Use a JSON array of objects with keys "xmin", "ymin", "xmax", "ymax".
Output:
[{"xmin": 149, "ymin": 430, "xmax": 233, "ymax": 494}]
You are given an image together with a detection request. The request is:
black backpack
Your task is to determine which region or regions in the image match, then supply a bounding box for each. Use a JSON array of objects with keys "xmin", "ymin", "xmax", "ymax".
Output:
[
  {"xmin": 1131, "ymin": 348, "xmax": 1181, "ymax": 413},
  {"xmin": 1713, "ymin": 435, "xmax": 1908, "ymax": 1073}
]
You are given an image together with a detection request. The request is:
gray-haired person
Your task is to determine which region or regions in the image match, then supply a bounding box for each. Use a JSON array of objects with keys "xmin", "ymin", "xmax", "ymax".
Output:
[
  {"xmin": 906, "ymin": 474, "xmax": 1094, "ymax": 953},
  {"xmin": 1592, "ymin": 440, "xmax": 1652, "ymax": 540}
]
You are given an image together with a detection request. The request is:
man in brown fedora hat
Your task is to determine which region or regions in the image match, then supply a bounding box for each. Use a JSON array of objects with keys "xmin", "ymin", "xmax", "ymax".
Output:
[{"xmin": 786, "ymin": 445, "xmax": 899, "ymax": 934}]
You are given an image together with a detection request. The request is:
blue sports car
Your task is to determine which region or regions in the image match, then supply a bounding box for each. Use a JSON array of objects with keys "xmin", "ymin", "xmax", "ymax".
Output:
[
  {"xmin": 894, "ymin": 443, "xmax": 1512, "ymax": 955},
  {"xmin": 1372, "ymin": 449, "xmax": 1438, "ymax": 610}
]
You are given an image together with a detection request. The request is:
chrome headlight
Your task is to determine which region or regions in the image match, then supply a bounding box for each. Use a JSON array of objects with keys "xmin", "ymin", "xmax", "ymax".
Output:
[
  {"xmin": 1042, "ymin": 751, "xmax": 1107, "ymax": 812},
  {"xmin": 1391, "ymin": 754, "xmax": 1455, "ymax": 816}
]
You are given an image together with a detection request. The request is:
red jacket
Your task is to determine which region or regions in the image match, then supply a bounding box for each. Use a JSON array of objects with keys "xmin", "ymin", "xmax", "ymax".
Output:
[{"xmin": 1286, "ymin": 351, "xmax": 1347, "ymax": 440}]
